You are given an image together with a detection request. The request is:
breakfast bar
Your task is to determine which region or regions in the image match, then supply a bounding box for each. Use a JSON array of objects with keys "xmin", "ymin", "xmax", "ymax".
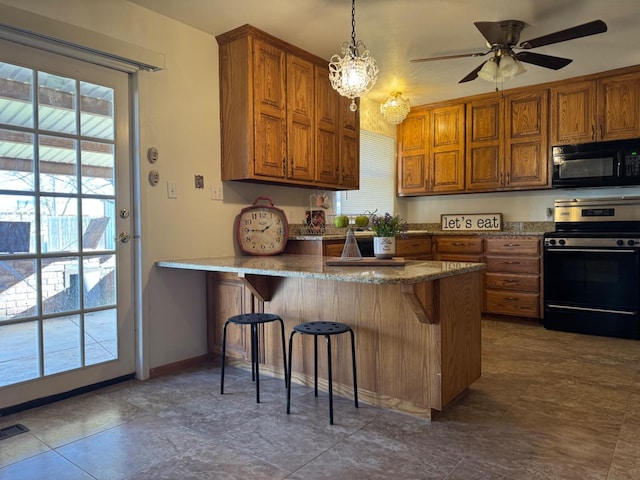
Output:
[{"xmin": 157, "ymin": 255, "xmax": 485, "ymax": 419}]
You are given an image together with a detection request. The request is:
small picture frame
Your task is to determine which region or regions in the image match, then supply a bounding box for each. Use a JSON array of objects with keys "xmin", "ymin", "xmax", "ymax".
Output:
[{"xmin": 305, "ymin": 209, "xmax": 326, "ymax": 232}]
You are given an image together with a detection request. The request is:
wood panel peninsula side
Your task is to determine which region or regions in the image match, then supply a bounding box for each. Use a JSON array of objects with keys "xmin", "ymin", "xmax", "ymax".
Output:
[{"xmin": 156, "ymin": 255, "xmax": 485, "ymax": 419}]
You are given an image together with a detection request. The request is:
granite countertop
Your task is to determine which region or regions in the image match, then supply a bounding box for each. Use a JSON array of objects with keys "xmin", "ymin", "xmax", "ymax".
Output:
[
  {"xmin": 289, "ymin": 222, "xmax": 554, "ymax": 240},
  {"xmin": 156, "ymin": 254, "xmax": 485, "ymax": 285}
]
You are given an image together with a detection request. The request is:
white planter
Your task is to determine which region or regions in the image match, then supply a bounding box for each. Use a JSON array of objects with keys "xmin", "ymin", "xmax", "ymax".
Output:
[{"xmin": 373, "ymin": 236, "xmax": 396, "ymax": 259}]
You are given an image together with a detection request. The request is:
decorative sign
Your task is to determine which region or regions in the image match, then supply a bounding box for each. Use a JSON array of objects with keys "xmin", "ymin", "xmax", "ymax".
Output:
[{"xmin": 441, "ymin": 213, "xmax": 503, "ymax": 231}]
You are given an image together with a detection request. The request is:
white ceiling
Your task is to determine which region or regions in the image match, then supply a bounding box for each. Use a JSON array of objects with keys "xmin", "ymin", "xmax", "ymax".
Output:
[{"xmin": 128, "ymin": 0, "xmax": 640, "ymax": 107}]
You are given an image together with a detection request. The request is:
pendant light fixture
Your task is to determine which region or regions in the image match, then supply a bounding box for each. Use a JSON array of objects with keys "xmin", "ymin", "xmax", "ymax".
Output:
[
  {"xmin": 380, "ymin": 91, "xmax": 410, "ymax": 125},
  {"xmin": 328, "ymin": 0, "xmax": 379, "ymax": 112}
]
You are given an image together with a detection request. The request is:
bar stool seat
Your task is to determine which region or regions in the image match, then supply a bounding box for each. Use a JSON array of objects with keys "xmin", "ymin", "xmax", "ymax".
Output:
[
  {"xmin": 220, "ymin": 312, "xmax": 287, "ymax": 403},
  {"xmin": 286, "ymin": 321, "xmax": 358, "ymax": 424}
]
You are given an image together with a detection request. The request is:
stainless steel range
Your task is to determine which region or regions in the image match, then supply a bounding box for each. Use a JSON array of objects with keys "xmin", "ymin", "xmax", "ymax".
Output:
[{"xmin": 543, "ymin": 196, "xmax": 640, "ymax": 339}]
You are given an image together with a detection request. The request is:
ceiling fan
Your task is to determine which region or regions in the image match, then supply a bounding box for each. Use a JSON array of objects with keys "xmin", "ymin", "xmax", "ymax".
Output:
[{"xmin": 410, "ymin": 19, "xmax": 607, "ymax": 83}]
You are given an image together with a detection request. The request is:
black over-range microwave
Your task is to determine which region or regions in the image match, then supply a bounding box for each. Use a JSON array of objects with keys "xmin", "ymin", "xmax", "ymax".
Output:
[{"xmin": 552, "ymin": 138, "xmax": 640, "ymax": 188}]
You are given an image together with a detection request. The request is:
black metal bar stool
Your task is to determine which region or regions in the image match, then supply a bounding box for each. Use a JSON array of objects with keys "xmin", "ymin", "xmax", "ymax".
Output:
[
  {"xmin": 286, "ymin": 321, "xmax": 358, "ymax": 424},
  {"xmin": 220, "ymin": 312, "xmax": 287, "ymax": 403}
]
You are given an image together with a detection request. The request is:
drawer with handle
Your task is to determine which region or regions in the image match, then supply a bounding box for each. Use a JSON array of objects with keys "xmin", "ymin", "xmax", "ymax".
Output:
[
  {"xmin": 485, "ymin": 255, "xmax": 540, "ymax": 274},
  {"xmin": 485, "ymin": 272, "xmax": 539, "ymax": 292},
  {"xmin": 485, "ymin": 290, "xmax": 540, "ymax": 317},
  {"xmin": 396, "ymin": 236, "xmax": 432, "ymax": 258},
  {"xmin": 485, "ymin": 237, "xmax": 540, "ymax": 255},
  {"xmin": 435, "ymin": 236, "xmax": 483, "ymax": 254}
]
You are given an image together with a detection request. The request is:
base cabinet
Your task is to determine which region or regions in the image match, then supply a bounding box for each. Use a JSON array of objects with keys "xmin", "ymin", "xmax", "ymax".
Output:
[
  {"xmin": 206, "ymin": 272, "xmax": 259, "ymax": 360},
  {"xmin": 433, "ymin": 234, "xmax": 543, "ymax": 319},
  {"xmin": 483, "ymin": 237, "xmax": 542, "ymax": 318}
]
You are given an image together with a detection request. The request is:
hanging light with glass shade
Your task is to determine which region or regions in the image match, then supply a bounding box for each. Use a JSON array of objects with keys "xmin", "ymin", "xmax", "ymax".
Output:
[
  {"xmin": 328, "ymin": 0, "xmax": 379, "ymax": 112},
  {"xmin": 477, "ymin": 50, "xmax": 526, "ymax": 83},
  {"xmin": 380, "ymin": 91, "xmax": 411, "ymax": 125}
]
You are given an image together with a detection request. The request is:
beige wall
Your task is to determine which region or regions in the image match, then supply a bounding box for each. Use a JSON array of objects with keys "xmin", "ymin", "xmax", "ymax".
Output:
[{"xmin": 3, "ymin": 0, "xmax": 638, "ymax": 374}]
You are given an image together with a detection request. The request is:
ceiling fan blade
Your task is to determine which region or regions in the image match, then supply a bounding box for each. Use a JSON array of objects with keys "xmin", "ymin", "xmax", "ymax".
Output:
[
  {"xmin": 458, "ymin": 63, "xmax": 485, "ymax": 83},
  {"xmin": 515, "ymin": 51, "xmax": 573, "ymax": 70},
  {"xmin": 519, "ymin": 20, "xmax": 607, "ymax": 49},
  {"xmin": 474, "ymin": 21, "xmax": 506, "ymax": 45},
  {"xmin": 410, "ymin": 51, "xmax": 489, "ymax": 63}
]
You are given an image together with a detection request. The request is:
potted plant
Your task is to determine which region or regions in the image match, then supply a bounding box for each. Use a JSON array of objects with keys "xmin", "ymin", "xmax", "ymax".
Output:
[{"xmin": 370, "ymin": 213, "xmax": 408, "ymax": 259}]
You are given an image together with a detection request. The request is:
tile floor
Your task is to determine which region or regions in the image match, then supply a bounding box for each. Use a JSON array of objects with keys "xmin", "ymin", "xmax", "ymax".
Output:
[{"xmin": 1, "ymin": 317, "xmax": 640, "ymax": 480}]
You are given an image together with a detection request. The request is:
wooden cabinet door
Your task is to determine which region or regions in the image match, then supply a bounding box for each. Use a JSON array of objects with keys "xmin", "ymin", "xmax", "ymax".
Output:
[
  {"xmin": 314, "ymin": 65, "xmax": 339, "ymax": 184},
  {"xmin": 504, "ymin": 89, "xmax": 549, "ymax": 189},
  {"xmin": 208, "ymin": 273, "xmax": 250, "ymax": 359},
  {"xmin": 550, "ymin": 80, "xmax": 596, "ymax": 145},
  {"xmin": 430, "ymin": 103, "xmax": 465, "ymax": 192},
  {"xmin": 339, "ymin": 96, "xmax": 360, "ymax": 188},
  {"xmin": 466, "ymin": 97, "xmax": 504, "ymax": 191},
  {"xmin": 340, "ymin": 95, "xmax": 360, "ymax": 189},
  {"xmin": 253, "ymin": 39, "xmax": 287, "ymax": 178},
  {"xmin": 286, "ymin": 54, "xmax": 314, "ymax": 181},
  {"xmin": 397, "ymin": 111, "xmax": 428, "ymax": 195},
  {"xmin": 598, "ymin": 72, "xmax": 640, "ymax": 140},
  {"xmin": 340, "ymin": 133, "xmax": 359, "ymax": 188}
]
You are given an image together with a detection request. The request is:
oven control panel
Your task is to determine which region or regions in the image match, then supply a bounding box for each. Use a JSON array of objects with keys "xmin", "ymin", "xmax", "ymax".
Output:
[{"xmin": 545, "ymin": 237, "xmax": 640, "ymax": 248}]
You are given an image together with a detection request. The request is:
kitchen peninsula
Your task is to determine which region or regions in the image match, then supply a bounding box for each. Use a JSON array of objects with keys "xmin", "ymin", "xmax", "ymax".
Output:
[{"xmin": 156, "ymin": 255, "xmax": 485, "ymax": 419}]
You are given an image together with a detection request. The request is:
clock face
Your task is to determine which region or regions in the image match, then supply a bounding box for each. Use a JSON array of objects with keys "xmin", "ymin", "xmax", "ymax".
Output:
[{"xmin": 237, "ymin": 205, "xmax": 289, "ymax": 255}]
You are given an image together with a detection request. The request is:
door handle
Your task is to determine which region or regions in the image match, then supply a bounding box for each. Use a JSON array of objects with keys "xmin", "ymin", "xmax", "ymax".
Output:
[{"xmin": 118, "ymin": 232, "xmax": 131, "ymax": 244}]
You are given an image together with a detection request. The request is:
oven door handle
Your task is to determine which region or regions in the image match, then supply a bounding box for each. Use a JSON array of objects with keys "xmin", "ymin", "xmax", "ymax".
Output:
[
  {"xmin": 547, "ymin": 304, "xmax": 637, "ymax": 315},
  {"xmin": 545, "ymin": 248, "xmax": 637, "ymax": 253}
]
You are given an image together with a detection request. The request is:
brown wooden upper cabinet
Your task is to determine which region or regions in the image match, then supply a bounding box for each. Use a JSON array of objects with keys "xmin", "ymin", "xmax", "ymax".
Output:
[
  {"xmin": 504, "ymin": 89, "xmax": 549, "ymax": 189},
  {"xmin": 466, "ymin": 96, "xmax": 504, "ymax": 191},
  {"xmin": 466, "ymin": 89, "xmax": 549, "ymax": 192},
  {"xmin": 430, "ymin": 103, "xmax": 465, "ymax": 193},
  {"xmin": 550, "ymin": 71, "xmax": 640, "ymax": 145},
  {"xmin": 397, "ymin": 103, "xmax": 464, "ymax": 195},
  {"xmin": 339, "ymin": 95, "xmax": 360, "ymax": 188},
  {"xmin": 397, "ymin": 110, "xmax": 428, "ymax": 195},
  {"xmin": 216, "ymin": 24, "xmax": 359, "ymax": 190}
]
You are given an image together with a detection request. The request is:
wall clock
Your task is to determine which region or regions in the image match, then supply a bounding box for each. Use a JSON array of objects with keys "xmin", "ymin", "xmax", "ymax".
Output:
[{"xmin": 237, "ymin": 196, "xmax": 289, "ymax": 255}]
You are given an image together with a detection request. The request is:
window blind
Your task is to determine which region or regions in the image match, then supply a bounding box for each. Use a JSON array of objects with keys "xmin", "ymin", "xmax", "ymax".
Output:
[{"xmin": 338, "ymin": 130, "xmax": 395, "ymax": 216}]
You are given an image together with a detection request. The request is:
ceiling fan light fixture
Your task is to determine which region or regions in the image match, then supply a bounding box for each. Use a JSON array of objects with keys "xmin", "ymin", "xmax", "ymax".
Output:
[
  {"xmin": 514, "ymin": 59, "xmax": 527, "ymax": 76},
  {"xmin": 328, "ymin": 0, "xmax": 378, "ymax": 112},
  {"xmin": 380, "ymin": 91, "xmax": 411, "ymax": 125},
  {"xmin": 498, "ymin": 54, "xmax": 518, "ymax": 78},
  {"xmin": 477, "ymin": 58, "xmax": 499, "ymax": 82}
]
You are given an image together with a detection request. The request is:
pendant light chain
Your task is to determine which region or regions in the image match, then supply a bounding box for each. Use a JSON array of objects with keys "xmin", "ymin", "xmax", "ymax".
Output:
[
  {"xmin": 328, "ymin": 0, "xmax": 379, "ymax": 111},
  {"xmin": 350, "ymin": 0, "xmax": 356, "ymax": 49}
]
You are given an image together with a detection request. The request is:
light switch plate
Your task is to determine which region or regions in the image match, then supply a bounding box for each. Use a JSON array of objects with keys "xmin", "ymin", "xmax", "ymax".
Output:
[
  {"xmin": 210, "ymin": 183, "xmax": 223, "ymax": 200},
  {"xmin": 167, "ymin": 181, "xmax": 177, "ymax": 199}
]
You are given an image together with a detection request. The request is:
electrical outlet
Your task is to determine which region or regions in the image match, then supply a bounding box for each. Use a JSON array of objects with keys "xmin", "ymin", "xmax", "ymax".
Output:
[
  {"xmin": 211, "ymin": 183, "xmax": 223, "ymax": 201},
  {"xmin": 167, "ymin": 181, "xmax": 177, "ymax": 199}
]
